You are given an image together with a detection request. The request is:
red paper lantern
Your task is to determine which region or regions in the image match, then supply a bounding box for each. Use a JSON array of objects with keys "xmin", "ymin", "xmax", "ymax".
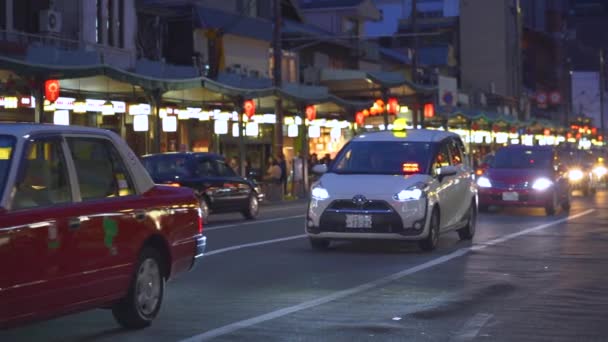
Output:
[
  {"xmin": 370, "ymin": 107, "xmax": 378, "ymax": 115},
  {"xmin": 387, "ymin": 98, "xmax": 398, "ymax": 114},
  {"xmin": 355, "ymin": 112, "xmax": 365, "ymax": 126},
  {"xmin": 375, "ymin": 99, "xmax": 385, "ymax": 114},
  {"xmin": 576, "ymin": 133, "xmax": 582, "ymax": 139},
  {"xmin": 510, "ymin": 127, "xmax": 517, "ymax": 134},
  {"xmin": 567, "ymin": 132, "xmax": 573, "ymax": 139},
  {"xmin": 243, "ymin": 100, "xmax": 255, "ymax": 119},
  {"xmin": 363, "ymin": 109, "xmax": 370, "ymax": 117},
  {"xmin": 592, "ymin": 127, "xmax": 598, "ymax": 135},
  {"xmin": 305, "ymin": 105, "xmax": 316, "ymax": 121},
  {"xmin": 492, "ymin": 124, "xmax": 500, "ymax": 132},
  {"xmin": 45, "ymin": 79, "xmax": 60, "ymax": 103},
  {"xmin": 471, "ymin": 122, "xmax": 479, "ymax": 131},
  {"xmin": 543, "ymin": 129, "xmax": 550, "ymax": 136},
  {"xmin": 423, "ymin": 103, "xmax": 435, "ymax": 118}
]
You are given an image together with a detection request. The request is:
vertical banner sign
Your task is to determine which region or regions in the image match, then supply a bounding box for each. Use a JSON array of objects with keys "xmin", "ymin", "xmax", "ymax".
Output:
[{"xmin": 45, "ymin": 80, "xmax": 60, "ymax": 103}]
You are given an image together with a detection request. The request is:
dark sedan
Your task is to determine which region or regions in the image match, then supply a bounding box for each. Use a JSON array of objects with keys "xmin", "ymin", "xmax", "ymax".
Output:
[{"xmin": 141, "ymin": 153, "xmax": 263, "ymax": 222}]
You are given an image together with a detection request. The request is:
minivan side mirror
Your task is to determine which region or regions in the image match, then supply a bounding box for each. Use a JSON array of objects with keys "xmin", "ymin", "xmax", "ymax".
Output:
[
  {"xmin": 312, "ymin": 164, "xmax": 328, "ymax": 175},
  {"xmin": 436, "ymin": 165, "xmax": 458, "ymax": 181}
]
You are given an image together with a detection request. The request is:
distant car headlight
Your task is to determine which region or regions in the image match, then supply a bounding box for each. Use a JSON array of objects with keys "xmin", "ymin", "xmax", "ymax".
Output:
[
  {"xmin": 532, "ymin": 178, "xmax": 553, "ymax": 191},
  {"xmin": 311, "ymin": 186, "xmax": 330, "ymax": 200},
  {"xmin": 476, "ymin": 176, "xmax": 492, "ymax": 188},
  {"xmin": 593, "ymin": 166, "xmax": 607, "ymax": 177},
  {"xmin": 568, "ymin": 169, "xmax": 584, "ymax": 182}
]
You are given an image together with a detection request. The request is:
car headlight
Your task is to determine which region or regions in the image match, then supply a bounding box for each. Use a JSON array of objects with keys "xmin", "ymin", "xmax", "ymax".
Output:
[
  {"xmin": 568, "ymin": 169, "xmax": 584, "ymax": 182},
  {"xmin": 532, "ymin": 178, "xmax": 553, "ymax": 191},
  {"xmin": 476, "ymin": 176, "xmax": 492, "ymax": 188},
  {"xmin": 311, "ymin": 186, "xmax": 330, "ymax": 200},
  {"xmin": 393, "ymin": 183, "xmax": 427, "ymax": 201},
  {"xmin": 593, "ymin": 166, "xmax": 607, "ymax": 177}
]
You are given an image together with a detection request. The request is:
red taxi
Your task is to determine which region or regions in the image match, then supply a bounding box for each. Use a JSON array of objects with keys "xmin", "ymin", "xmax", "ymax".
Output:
[
  {"xmin": 477, "ymin": 145, "xmax": 570, "ymax": 216},
  {"xmin": 0, "ymin": 124, "xmax": 206, "ymax": 329}
]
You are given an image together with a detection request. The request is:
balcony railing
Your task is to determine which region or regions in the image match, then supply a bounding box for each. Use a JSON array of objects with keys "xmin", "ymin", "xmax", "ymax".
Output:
[{"xmin": 0, "ymin": 29, "xmax": 135, "ymax": 69}]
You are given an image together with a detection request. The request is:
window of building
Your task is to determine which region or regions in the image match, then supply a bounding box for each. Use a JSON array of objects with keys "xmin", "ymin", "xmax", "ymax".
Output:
[
  {"xmin": 342, "ymin": 18, "xmax": 359, "ymax": 35},
  {"xmin": 96, "ymin": 0, "xmax": 103, "ymax": 43},
  {"xmin": 118, "ymin": 0, "xmax": 124, "ymax": 48},
  {"xmin": 238, "ymin": 0, "xmax": 258, "ymax": 17},
  {"xmin": 0, "ymin": 0, "xmax": 6, "ymax": 30},
  {"xmin": 108, "ymin": 0, "xmax": 114, "ymax": 46},
  {"xmin": 67, "ymin": 138, "xmax": 136, "ymax": 201},
  {"xmin": 12, "ymin": 138, "xmax": 72, "ymax": 210}
]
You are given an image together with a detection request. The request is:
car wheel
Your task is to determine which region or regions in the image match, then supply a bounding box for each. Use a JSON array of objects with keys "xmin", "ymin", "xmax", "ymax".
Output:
[
  {"xmin": 199, "ymin": 198, "xmax": 210, "ymax": 224},
  {"xmin": 310, "ymin": 238, "xmax": 330, "ymax": 251},
  {"xmin": 112, "ymin": 247, "xmax": 165, "ymax": 329},
  {"xmin": 242, "ymin": 194, "xmax": 259, "ymax": 220},
  {"xmin": 458, "ymin": 201, "xmax": 476, "ymax": 240},
  {"xmin": 419, "ymin": 208, "xmax": 440, "ymax": 252},
  {"xmin": 545, "ymin": 192, "xmax": 557, "ymax": 216}
]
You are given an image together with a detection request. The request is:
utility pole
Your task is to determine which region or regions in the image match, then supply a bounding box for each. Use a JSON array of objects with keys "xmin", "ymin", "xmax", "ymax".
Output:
[
  {"xmin": 411, "ymin": 0, "xmax": 419, "ymax": 129},
  {"xmin": 600, "ymin": 48, "xmax": 606, "ymax": 144},
  {"xmin": 273, "ymin": 0, "xmax": 284, "ymax": 157}
]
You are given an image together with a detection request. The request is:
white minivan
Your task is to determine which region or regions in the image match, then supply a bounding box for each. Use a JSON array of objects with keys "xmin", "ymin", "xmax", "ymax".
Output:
[{"xmin": 306, "ymin": 129, "xmax": 477, "ymax": 251}]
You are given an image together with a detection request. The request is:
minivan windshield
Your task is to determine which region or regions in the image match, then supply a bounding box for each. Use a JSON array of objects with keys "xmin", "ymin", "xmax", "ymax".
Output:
[
  {"xmin": 0, "ymin": 135, "xmax": 15, "ymax": 198},
  {"xmin": 492, "ymin": 148, "xmax": 553, "ymax": 169},
  {"xmin": 330, "ymin": 141, "xmax": 432, "ymax": 175}
]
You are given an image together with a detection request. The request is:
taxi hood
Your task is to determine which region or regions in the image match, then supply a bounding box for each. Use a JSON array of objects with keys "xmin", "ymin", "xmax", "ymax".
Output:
[{"xmin": 317, "ymin": 173, "xmax": 433, "ymax": 197}]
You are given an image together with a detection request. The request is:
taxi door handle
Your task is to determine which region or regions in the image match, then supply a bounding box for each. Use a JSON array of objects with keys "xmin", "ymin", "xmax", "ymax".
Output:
[
  {"xmin": 134, "ymin": 210, "xmax": 146, "ymax": 221},
  {"xmin": 68, "ymin": 217, "xmax": 81, "ymax": 230}
]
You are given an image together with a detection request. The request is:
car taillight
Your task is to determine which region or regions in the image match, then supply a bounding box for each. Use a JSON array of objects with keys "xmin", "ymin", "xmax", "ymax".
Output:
[{"xmin": 197, "ymin": 208, "xmax": 203, "ymax": 234}]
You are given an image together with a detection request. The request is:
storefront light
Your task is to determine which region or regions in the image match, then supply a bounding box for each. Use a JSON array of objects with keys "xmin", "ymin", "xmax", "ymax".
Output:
[
  {"xmin": 232, "ymin": 123, "xmax": 240, "ymax": 137},
  {"xmin": 285, "ymin": 117, "xmax": 295, "ymax": 125},
  {"xmin": 159, "ymin": 108, "xmax": 167, "ymax": 119},
  {"xmin": 214, "ymin": 119, "xmax": 228, "ymax": 135},
  {"xmin": 133, "ymin": 115, "xmax": 149, "ymax": 132},
  {"xmin": 53, "ymin": 110, "xmax": 70, "ymax": 126},
  {"xmin": 511, "ymin": 139, "xmax": 520, "ymax": 144},
  {"xmin": 295, "ymin": 116, "xmax": 303, "ymax": 125},
  {"xmin": 162, "ymin": 116, "xmax": 178, "ymax": 132},
  {"xmin": 178, "ymin": 109, "xmax": 189, "ymax": 120},
  {"xmin": 102, "ymin": 100, "xmax": 115, "ymax": 115},
  {"xmin": 199, "ymin": 111, "xmax": 210, "ymax": 121},
  {"xmin": 4, "ymin": 96, "xmax": 18, "ymax": 109},
  {"xmin": 129, "ymin": 104, "xmax": 143, "ymax": 115},
  {"xmin": 44, "ymin": 99, "xmax": 56, "ymax": 112},
  {"xmin": 330, "ymin": 127, "xmax": 341, "ymax": 140},
  {"xmin": 262, "ymin": 114, "xmax": 276, "ymax": 124},
  {"xmin": 73, "ymin": 97, "xmax": 87, "ymax": 114},
  {"xmin": 288, "ymin": 124, "xmax": 299, "ymax": 137},
  {"xmin": 246, "ymin": 122, "xmax": 259, "ymax": 136},
  {"xmin": 308, "ymin": 125, "xmax": 321, "ymax": 138}
]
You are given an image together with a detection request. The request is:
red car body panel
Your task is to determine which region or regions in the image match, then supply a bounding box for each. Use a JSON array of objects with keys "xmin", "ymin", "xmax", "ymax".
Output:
[{"xmin": 0, "ymin": 125, "xmax": 205, "ymax": 329}]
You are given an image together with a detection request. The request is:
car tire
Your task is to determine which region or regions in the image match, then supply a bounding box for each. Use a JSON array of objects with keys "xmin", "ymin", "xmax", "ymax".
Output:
[
  {"xmin": 199, "ymin": 198, "xmax": 210, "ymax": 224},
  {"xmin": 419, "ymin": 208, "xmax": 440, "ymax": 252},
  {"xmin": 458, "ymin": 201, "xmax": 476, "ymax": 240},
  {"xmin": 112, "ymin": 247, "xmax": 165, "ymax": 329},
  {"xmin": 545, "ymin": 192, "xmax": 557, "ymax": 216},
  {"xmin": 242, "ymin": 193, "xmax": 259, "ymax": 220},
  {"xmin": 310, "ymin": 238, "xmax": 330, "ymax": 251}
]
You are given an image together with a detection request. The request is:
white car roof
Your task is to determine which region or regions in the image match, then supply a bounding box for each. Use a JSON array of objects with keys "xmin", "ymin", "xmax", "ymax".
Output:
[
  {"xmin": 352, "ymin": 129, "xmax": 459, "ymax": 143},
  {"xmin": 0, "ymin": 123, "xmax": 112, "ymax": 137}
]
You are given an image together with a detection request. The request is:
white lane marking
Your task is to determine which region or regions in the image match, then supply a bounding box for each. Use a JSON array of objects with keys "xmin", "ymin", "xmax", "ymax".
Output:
[
  {"xmin": 205, "ymin": 215, "xmax": 305, "ymax": 231},
  {"xmin": 205, "ymin": 235, "xmax": 307, "ymax": 256},
  {"xmin": 450, "ymin": 313, "xmax": 494, "ymax": 341},
  {"xmin": 182, "ymin": 209, "xmax": 595, "ymax": 342}
]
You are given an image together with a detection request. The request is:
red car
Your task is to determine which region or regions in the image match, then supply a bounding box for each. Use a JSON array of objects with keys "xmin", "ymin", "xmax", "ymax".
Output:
[
  {"xmin": 477, "ymin": 145, "xmax": 570, "ymax": 216},
  {"xmin": 0, "ymin": 124, "xmax": 206, "ymax": 329}
]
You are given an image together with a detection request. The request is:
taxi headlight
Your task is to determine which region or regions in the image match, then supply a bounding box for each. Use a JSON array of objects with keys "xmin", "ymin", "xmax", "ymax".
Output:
[
  {"xmin": 568, "ymin": 169, "xmax": 584, "ymax": 182},
  {"xmin": 593, "ymin": 166, "xmax": 607, "ymax": 177},
  {"xmin": 311, "ymin": 187, "xmax": 330, "ymax": 200},
  {"xmin": 476, "ymin": 176, "xmax": 492, "ymax": 188},
  {"xmin": 532, "ymin": 178, "xmax": 553, "ymax": 191}
]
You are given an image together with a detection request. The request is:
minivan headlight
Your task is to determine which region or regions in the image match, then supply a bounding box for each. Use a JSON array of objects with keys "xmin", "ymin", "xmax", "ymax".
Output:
[{"xmin": 311, "ymin": 187, "xmax": 330, "ymax": 200}]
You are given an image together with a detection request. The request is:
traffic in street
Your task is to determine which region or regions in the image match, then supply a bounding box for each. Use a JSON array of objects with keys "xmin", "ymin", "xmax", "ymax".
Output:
[{"xmin": 2, "ymin": 192, "xmax": 607, "ymax": 342}]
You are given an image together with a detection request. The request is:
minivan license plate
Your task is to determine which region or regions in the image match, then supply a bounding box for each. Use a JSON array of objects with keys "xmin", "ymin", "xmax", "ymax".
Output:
[{"xmin": 345, "ymin": 214, "xmax": 372, "ymax": 229}]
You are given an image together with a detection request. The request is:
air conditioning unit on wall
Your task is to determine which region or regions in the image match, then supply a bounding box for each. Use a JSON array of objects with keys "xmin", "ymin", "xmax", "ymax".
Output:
[{"xmin": 39, "ymin": 10, "xmax": 62, "ymax": 33}]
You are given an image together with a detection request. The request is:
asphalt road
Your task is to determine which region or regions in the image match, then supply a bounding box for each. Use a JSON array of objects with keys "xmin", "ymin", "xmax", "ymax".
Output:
[{"xmin": 2, "ymin": 193, "xmax": 608, "ymax": 342}]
